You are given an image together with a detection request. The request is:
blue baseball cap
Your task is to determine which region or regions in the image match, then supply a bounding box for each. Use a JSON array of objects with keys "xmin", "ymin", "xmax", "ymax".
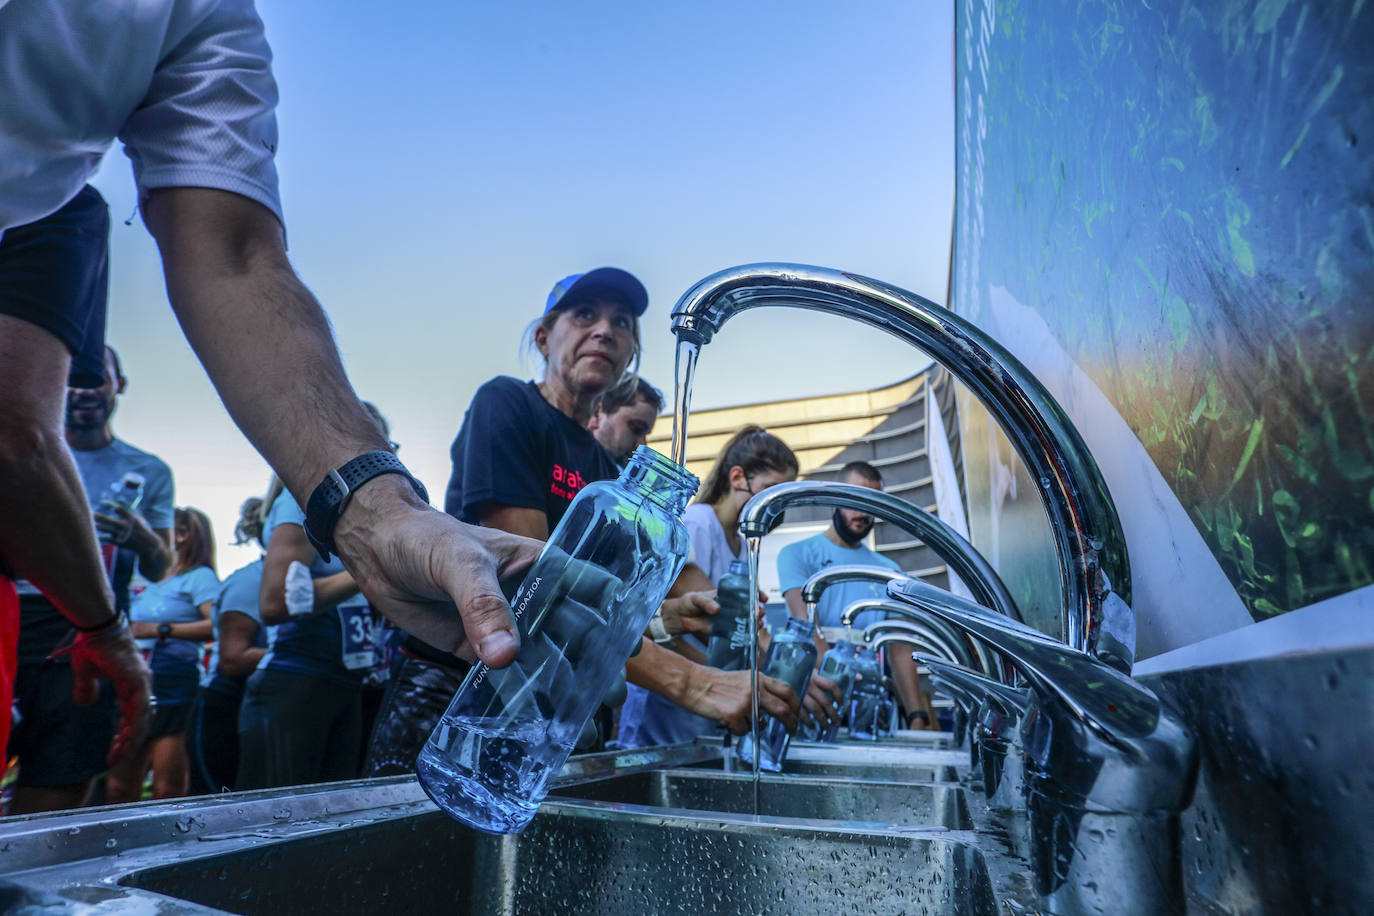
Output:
[{"xmin": 544, "ymin": 267, "xmax": 649, "ymax": 317}]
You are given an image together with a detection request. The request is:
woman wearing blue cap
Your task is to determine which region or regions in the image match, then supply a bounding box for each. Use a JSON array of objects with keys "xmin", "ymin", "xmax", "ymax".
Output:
[{"xmin": 363, "ymin": 269, "xmax": 800, "ymax": 774}]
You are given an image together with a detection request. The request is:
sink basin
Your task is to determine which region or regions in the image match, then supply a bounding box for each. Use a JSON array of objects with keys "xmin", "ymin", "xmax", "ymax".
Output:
[
  {"xmin": 120, "ymin": 801, "xmax": 998, "ymax": 915},
  {"xmin": 553, "ymin": 769, "xmax": 973, "ymax": 828},
  {"xmin": 774, "ymin": 744, "xmax": 966, "ymax": 782}
]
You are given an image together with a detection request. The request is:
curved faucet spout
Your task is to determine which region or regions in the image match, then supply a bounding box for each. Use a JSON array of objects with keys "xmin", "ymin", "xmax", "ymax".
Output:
[
  {"xmin": 841, "ymin": 597, "xmax": 1001, "ymax": 682},
  {"xmin": 741, "ymin": 480, "xmax": 1020, "ymax": 622},
  {"xmin": 671, "ymin": 263, "xmax": 1132, "ymax": 669},
  {"xmin": 862, "ymin": 620, "xmax": 964, "ymax": 667},
  {"xmin": 866, "ymin": 632, "xmax": 951, "ymax": 665}
]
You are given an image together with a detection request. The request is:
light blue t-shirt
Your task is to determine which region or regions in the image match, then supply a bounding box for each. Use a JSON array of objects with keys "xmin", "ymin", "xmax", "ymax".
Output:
[
  {"xmin": 131, "ymin": 565, "xmax": 221, "ymax": 683},
  {"xmin": 132, "ymin": 566, "xmax": 221, "ymax": 636},
  {"xmin": 71, "ymin": 437, "xmax": 175, "ymax": 531},
  {"xmin": 205, "ymin": 559, "xmax": 270, "ymax": 692},
  {"xmin": 776, "ymin": 533, "xmax": 902, "ymax": 631}
]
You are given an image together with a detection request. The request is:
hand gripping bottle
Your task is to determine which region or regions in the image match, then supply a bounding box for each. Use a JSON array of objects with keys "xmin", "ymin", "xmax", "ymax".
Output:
[
  {"xmin": 416, "ymin": 447, "xmax": 697, "ymax": 833},
  {"xmin": 705, "ymin": 560, "xmax": 752, "ymax": 671},
  {"xmin": 97, "ymin": 473, "xmax": 145, "ymax": 544},
  {"xmin": 848, "ymin": 646, "xmax": 886, "ymax": 741},
  {"xmin": 735, "ymin": 616, "xmax": 818, "ymax": 772},
  {"xmin": 820, "ymin": 641, "xmax": 863, "ymax": 742},
  {"xmin": 804, "ymin": 638, "xmax": 857, "ymax": 743}
]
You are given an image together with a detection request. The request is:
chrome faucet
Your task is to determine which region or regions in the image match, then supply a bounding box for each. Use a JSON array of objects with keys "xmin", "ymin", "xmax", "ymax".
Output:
[
  {"xmin": 921, "ymin": 655, "xmax": 1030, "ymax": 814},
  {"xmin": 739, "ymin": 479, "xmax": 1022, "ymax": 622},
  {"xmin": 842, "ymin": 596, "xmax": 1002, "ymax": 681},
  {"xmin": 861, "ymin": 619, "xmax": 969, "ymax": 676},
  {"xmin": 671, "ymin": 263, "xmax": 1134, "ymax": 670},
  {"xmin": 888, "ymin": 577, "xmax": 1197, "ymax": 916}
]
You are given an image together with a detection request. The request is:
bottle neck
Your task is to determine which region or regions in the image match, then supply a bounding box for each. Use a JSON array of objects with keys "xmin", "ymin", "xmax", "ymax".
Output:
[
  {"xmin": 784, "ymin": 617, "xmax": 817, "ymax": 639},
  {"xmin": 620, "ymin": 446, "xmax": 698, "ymax": 515}
]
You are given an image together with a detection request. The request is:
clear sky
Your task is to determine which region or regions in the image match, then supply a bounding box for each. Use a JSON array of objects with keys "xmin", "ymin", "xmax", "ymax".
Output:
[{"xmin": 90, "ymin": 0, "xmax": 954, "ymax": 573}]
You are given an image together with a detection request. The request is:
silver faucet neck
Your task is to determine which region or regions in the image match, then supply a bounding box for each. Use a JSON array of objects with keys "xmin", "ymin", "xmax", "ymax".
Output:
[{"xmin": 671, "ymin": 263, "xmax": 1132, "ymax": 669}]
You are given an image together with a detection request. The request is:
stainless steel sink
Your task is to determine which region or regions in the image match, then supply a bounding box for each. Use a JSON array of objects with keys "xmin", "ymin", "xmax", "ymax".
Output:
[
  {"xmin": 773, "ymin": 744, "xmax": 966, "ymax": 782},
  {"xmin": 0, "ymin": 744, "xmax": 1009, "ymax": 915},
  {"xmin": 553, "ymin": 769, "xmax": 973, "ymax": 828},
  {"xmin": 118, "ymin": 801, "xmax": 997, "ymax": 915}
]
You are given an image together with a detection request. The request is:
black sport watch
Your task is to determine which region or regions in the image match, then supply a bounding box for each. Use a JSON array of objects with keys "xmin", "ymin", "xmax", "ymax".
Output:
[
  {"xmin": 303, "ymin": 451, "xmax": 429, "ymax": 561},
  {"xmin": 157, "ymin": 622, "xmax": 172, "ymax": 640}
]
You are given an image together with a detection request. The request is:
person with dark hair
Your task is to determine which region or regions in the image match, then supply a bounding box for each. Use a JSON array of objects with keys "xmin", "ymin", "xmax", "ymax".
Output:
[
  {"xmin": 588, "ymin": 377, "xmax": 665, "ymax": 465},
  {"xmin": 5, "ymin": 345, "xmax": 175, "ymax": 814},
  {"xmin": 0, "ymin": 4, "xmax": 547, "ymax": 799},
  {"xmin": 365, "ymin": 271, "xmax": 799, "ymax": 774},
  {"xmin": 108, "ymin": 507, "xmax": 219, "ymax": 801},
  {"xmin": 188, "ymin": 498, "xmax": 270, "ymax": 795},
  {"xmin": 619, "ymin": 425, "xmax": 802, "ymax": 748},
  {"xmin": 777, "ymin": 461, "xmax": 933, "ymax": 730}
]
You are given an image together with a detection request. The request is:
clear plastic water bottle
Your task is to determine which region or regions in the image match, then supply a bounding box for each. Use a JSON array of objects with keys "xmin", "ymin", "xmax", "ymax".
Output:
[
  {"xmin": 415, "ymin": 447, "xmax": 697, "ymax": 834},
  {"xmin": 848, "ymin": 646, "xmax": 886, "ymax": 741},
  {"xmin": 808, "ymin": 638, "xmax": 858, "ymax": 743},
  {"xmin": 705, "ymin": 560, "xmax": 751, "ymax": 671},
  {"xmin": 97, "ymin": 473, "xmax": 145, "ymax": 544},
  {"xmin": 736, "ymin": 616, "xmax": 818, "ymax": 772}
]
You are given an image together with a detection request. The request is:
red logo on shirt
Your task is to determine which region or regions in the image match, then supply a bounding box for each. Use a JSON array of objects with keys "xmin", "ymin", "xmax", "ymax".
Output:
[{"xmin": 551, "ymin": 464, "xmax": 587, "ymax": 501}]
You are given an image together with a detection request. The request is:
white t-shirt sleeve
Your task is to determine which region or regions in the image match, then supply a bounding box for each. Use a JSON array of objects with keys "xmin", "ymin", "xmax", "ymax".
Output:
[{"xmin": 119, "ymin": 0, "xmax": 282, "ymax": 224}]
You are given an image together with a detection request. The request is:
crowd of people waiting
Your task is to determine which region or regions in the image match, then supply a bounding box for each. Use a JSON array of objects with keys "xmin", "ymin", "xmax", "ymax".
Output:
[{"xmin": 4, "ymin": 266, "xmax": 935, "ymax": 811}]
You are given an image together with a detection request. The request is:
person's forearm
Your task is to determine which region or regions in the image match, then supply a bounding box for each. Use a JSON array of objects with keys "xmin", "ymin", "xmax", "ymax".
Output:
[
  {"xmin": 311, "ymin": 570, "xmax": 360, "ymax": 612},
  {"xmin": 129, "ymin": 526, "xmax": 173, "ymax": 582},
  {"xmin": 221, "ymin": 647, "xmax": 265, "ymax": 678},
  {"xmin": 168, "ymin": 619, "xmax": 213, "ymax": 642},
  {"xmin": 625, "ymin": 640, "xmax": 693, "ymax": 704},
  {"xmin": 888, "ymin": 648, "xmax": 922, "ymax": 719},
  {"xmin": 146, "ymin": 189, "xmax": 388, "ymax": 506},
  {"xmin": 0, "ymin": 421, "xmax": 116, "ymax": 629}
]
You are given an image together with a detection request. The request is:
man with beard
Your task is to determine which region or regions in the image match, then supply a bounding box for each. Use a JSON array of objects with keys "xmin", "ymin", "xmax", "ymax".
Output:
[
  {"xmin": 7, "ymin": 346, "xmax": 175, "ymax": 813},
  {"xmin": 588, "ymin": 378, "xmax": 664, "ymax": 466},
  {"xmin": 777, "ymin": 461, "xmax": 934, "ymax": 730}
]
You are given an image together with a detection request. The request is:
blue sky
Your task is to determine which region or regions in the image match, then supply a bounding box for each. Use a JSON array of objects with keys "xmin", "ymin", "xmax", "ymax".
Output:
[{"xmin": 92, "ymin": 0, "xmax": 954, "ymax": 571}]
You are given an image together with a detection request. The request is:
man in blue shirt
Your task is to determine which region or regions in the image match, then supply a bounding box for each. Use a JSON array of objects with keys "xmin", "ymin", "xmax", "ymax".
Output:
[
  {"xmin": 9, "ymin": 346, "xmax": 175, "ymax": 814},
  {"xmin": 776, "ymin": 461, "xmax": 933, "ymax": 730}
]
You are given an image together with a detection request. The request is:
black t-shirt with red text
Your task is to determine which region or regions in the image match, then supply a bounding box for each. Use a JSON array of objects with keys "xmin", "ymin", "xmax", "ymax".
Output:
[{"xmin": 444, "ymin": 376, "xmax": 620, "ymax": 529}]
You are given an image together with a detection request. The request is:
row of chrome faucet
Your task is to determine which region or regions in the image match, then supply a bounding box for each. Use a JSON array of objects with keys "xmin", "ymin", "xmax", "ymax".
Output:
[{"xmin": 669, "ymin": 265, "xmax": 1198, "ymax": 915}]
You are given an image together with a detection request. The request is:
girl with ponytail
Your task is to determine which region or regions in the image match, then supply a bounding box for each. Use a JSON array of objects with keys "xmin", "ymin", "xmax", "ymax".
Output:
[{"xmin": 618, "ymin": 425, "xmax": 799, "ymax": 748}]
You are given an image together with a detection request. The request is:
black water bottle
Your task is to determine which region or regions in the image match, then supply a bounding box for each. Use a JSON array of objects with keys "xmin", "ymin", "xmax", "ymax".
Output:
[{"xmin": 706, "ymin": 560, "xmax": 752, "ymax": 670}]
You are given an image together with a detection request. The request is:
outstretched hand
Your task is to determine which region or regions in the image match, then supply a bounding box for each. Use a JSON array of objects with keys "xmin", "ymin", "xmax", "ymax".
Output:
[
  {"xmin": 69, "ymin": 620, "xmax": 152, "ymax": 764},
  {"xmin": 687, "ymin": 668, "xmax": 802, "ymax": 735},
  {"xmin": 332, "ymin": 476, "xmax": 543, "ymax": 668}
]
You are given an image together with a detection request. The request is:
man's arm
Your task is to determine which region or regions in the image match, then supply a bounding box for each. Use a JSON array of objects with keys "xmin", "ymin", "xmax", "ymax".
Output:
[
  {"xmin": 144, "ymin": 188, "xmax": 540, "ymax": 667},
  {"xmin": 0, "ymin": 316, "xmax": 150, "ymax": 762}
]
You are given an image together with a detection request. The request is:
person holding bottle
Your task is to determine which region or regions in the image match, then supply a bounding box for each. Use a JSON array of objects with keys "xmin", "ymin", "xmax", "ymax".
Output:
[
  {"xmin": 107, "ymin": 507, "xmax": 219, "ymax": 802},
  {"xmin": 188, "ymin": 498, "xmax": 270, "ymax": 795},
  {"xmin": 619, "ymin": 424, "xmax": 805, "ymax": 748},
  {"xmin": 365, "ymin": 269, "xmax": 800, "ymax": 775}
]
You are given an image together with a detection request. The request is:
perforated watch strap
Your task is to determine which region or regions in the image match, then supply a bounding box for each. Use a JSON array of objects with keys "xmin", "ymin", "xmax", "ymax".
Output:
[{"xmin": 303, "ymin": 450, "xmax": 429, "ymax": 560}]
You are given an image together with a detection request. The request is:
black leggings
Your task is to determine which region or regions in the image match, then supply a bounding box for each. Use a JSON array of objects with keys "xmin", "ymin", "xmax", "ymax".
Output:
[
  {"xmin": 188, "ymin": 688, "xmax": 241, "ymax": 795},
  {"xmin": 236, "ymin": 668, "xmax": 361, "ymax": 790}
]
